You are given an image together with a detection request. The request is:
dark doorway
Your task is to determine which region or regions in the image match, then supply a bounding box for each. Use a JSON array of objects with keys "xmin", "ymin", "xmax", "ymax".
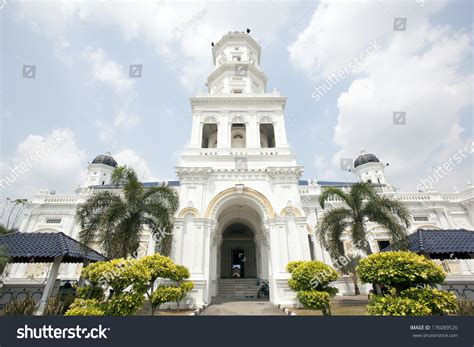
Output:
[
  {"xmin": 232, "ymin": 249, "xmax": 245, "ymax": 278},
  {"xmin": 220, "ymin": 223, "xmax": 256, "ymax": 278}
]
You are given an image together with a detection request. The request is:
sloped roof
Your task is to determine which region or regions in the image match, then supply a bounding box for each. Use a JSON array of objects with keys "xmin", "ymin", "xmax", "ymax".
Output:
[
  {"xmin": 382, "ymin": 229, "xmax": 474, "ymax": 255},
  {"xmin": 0, "ymin": 232, "xmax": 107, "ymax": 263}
]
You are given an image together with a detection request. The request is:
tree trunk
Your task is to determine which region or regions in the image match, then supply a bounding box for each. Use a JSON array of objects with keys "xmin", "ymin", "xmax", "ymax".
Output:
[{"xmin": 352, "ymin": 274, "xmax": 360, "ymax": 296}]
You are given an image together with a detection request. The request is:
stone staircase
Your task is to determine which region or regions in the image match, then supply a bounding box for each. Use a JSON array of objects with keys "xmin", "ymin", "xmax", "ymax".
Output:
[{"xmin": 218, "ymin": 278, "xmax": 260, "ymax": 298}]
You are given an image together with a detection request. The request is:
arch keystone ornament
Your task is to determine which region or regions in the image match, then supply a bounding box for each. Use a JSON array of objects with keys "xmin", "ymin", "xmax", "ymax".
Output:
[
  {"xmin": 178, "ymin": 207, "xmax": 200, "ymax": 218},
  {"xmin": 280, "ymin": 206, "xmax": 302, "ymax": 217}
]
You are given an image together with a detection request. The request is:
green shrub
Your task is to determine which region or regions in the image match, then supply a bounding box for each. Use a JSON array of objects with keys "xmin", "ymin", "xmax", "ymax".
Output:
[
  {"xmin": 357, "ymin": 251, "xmax": 445, "ymax": 292},
  {"xmin": 44, "ymin": 295, "xmax": 75, "ymax": 316},
  {"xmin": 179, "ymin": 281, "xmax": 194, "ymax": 293},
  {"xmin": 288, "ymin": 261, "xmax": 338, "ymax": 292},
  {"xmin": 82, "ymin": 258, "xmax": 150, "ymax": 291},
  {"xmin": 104, "ymin": 292, "xmax": 145, "ymax": 316},
  {"xmin": 76, "ymin": 286, "xmax": 104, "ymax": 300},
  {"xmin": 64, "ymin": 299, "xmax": 104, "ymax": 316},
  {"xmin": 401, "ymin": 287, "xmax": 458, "ymax": 315},
  {"xmin": 368, "ymin": 296, "xmax": 431, "ymax": 316},
  {"xmin": 286, "ymin": 261, "xmax": 304, "ymax": 274},
  {"xmin": 4, "ymin": 294, "xmax": 37, "ymax": 316},
  {"xmin": 151, "ymin": 286, "xmax": 183, "ymax": 308},
  {"xmin": 138, "ymin": 254, "xmax": 177, "ymax": 281},
  {"xmin": 456, "ymin": 299, "xmax": 474, "ymax": 315},
  {"xmin": 172, "ymin": 265, "xmax": 191, "ymax": 282},
  {"xmin": 297, "ymin": 290, "xmax": 331, "ymax": 315}
]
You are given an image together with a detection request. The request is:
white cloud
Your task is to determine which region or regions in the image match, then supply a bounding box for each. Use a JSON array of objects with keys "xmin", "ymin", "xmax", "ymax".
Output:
[
  {"xmin": 15, "ymin": 0, "xmax": 294, "ymax": 90},
  {"xmin": 0, "ymin": 129, "xmax": 87, "ymax": 199},
  {"xmin": 289, "ymin": 0, "xmax": 447, "ymax": 80},
  {"xmin": 114, "ymin": 149, "xmax": 157, "ymax": 181},
  {"xmin": 113, "ymin": 110, "xmax": 139, "ymax": 128},
  {"xmin": 83, "ymin": 47, "xmax": 134, "ymax": 94},
  {"xmin": 289, "ymin": 1, "xmax": 473, "ymax": 190}
]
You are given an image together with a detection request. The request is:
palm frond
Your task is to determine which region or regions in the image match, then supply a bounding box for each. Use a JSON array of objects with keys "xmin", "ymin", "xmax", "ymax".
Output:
[
  {"xmin": 317, "ymin": 207, "xmax": 352, "ymax": 259},
  {"xmin": 319, "ymin": 187, "xmax": 353, "ymax": 209}
]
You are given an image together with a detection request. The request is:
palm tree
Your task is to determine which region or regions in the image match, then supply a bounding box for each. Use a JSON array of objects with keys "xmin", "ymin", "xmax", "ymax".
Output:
[
  {"xmin": 317, "ymin": 183, "xmax": 411, "ymax": 294},
  {"xmin": 76, "ymin": 166, "xmax": 179, "ymax": 259}
]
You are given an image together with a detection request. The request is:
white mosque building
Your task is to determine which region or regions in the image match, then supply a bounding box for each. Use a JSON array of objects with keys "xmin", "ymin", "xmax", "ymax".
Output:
[{"xmin": 3, "ymin": 31, "xmax": 474, "ymax": 307}]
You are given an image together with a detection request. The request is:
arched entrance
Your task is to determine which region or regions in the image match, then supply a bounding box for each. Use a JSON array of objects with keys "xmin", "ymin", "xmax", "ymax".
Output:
[{"xmin": 207, "ymin": 188, "xmax": 273, "ymax": 299}]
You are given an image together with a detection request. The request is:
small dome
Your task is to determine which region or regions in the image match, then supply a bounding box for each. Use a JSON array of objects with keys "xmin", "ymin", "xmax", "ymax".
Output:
[
  {"xmin": 92, "ymin": 153, "xmax": 117, "ymax": 168},
  {"xmin": 354, "ymin": 150, "xmax": 380, "ymax": 168}
]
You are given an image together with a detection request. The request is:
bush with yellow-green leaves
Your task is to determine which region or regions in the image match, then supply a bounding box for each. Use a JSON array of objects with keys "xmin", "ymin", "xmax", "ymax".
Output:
[
  {"xmin": 150, "ymin": 281, "xmax": 194, "ymax": 311},
  {"xmin": 286, "ymin": 260, "xmax": 338, "ymax": 316},
  {"xmin": 65, "ymin": 254, "xmax": 193, "ymax": 316},
  {"xmin": 357, "ymin": 251, "xmax": 445, "ymax": 293},
  {"xmin": 357, "ymin": 251, "xmax": 457, "ymax": 316}
]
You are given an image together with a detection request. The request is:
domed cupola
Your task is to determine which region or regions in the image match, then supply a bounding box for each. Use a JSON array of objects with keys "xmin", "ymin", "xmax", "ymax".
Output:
[
  {"xmin": 354, "ymin": 150, "xmax": 380, "ymax": 168},
  {"xmin": 352, "ymin": 149, "xmax": 389, "ymax": 186},
  {"xmin": 91, "ymin": 153, "xmax": 118, "ymax": 168},
  {"xmin": 80, "ymin": 153, "xmax": 118, "ymax": 188}
]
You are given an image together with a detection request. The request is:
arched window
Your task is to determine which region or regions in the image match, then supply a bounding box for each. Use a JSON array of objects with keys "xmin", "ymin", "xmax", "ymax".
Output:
[
  {"xmin": 231, "ymin": 124, "xmax": 246, "ymax": 148},
  {"xmin": 202, "ymin": 123, "xmax": 218, "ymax": 148},
  {"xmin": 259, "ymin": 123, "xmax": 275, "ymax": 148}
]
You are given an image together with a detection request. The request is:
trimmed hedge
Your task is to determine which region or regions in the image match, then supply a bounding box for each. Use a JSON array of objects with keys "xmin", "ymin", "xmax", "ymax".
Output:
[
  {"xmin": 287, "ymin": 260, "xmax": 338, "ymax": 315},
  {"xmin": 297, "ymin": 291, "xmax": 331, "ymax": 311},
  {"xmin": 357, "ymin": 251, "xmax": 445, "ymax": 292},
  {"xmin": 368, "ymin": 296, "xmax": 431, "ymax": 316},
  {"xmin": 287, "ymin": 261, "xmax": 338, "ymax": 292}
]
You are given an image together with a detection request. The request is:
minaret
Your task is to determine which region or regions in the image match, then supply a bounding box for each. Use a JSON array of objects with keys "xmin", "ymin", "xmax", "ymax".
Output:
[
  {"xmin": 352, "ymin": 149, "xmax": 389, "ymax": 186},
  {"xmin": 81, "ymin": 153, "xmax": 117, "ymax": 188},
  {"xmin": 181, "ymin": 31, "xmax": 295, "ymax": 170}
]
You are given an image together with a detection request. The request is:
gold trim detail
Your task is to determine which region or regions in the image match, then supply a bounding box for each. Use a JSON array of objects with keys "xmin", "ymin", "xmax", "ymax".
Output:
[
  {"xmin": 205, "ymin": 187, "xmax": 276, "ymax": 219},
  {"xmin": 178, "ymin": 207, "xmax": 200, "ymax": 218},
  {"xmin": 280, "ymin": 206, "xmax": 302, "ymax": 217}
]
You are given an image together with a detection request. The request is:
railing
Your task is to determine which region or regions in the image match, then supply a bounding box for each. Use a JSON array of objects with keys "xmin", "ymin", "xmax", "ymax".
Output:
[{"xmin": 32, "ymin": 194, "xmax": 87, "ymax": 204}]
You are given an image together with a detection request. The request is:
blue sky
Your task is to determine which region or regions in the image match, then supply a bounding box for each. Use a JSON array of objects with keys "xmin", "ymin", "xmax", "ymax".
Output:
[{"xmin": 0, "ymin": 0, "xmax": 472, "ymax": 201}]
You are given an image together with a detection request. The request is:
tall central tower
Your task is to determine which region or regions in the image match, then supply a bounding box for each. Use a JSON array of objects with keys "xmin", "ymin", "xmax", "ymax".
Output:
[
  {"xmin": 172, "ymin": 31, "xmax": 311, "ymax": 307},
  {"xmin": 179, "ymin": 31, "xmax": 296, "ymax": 169}
]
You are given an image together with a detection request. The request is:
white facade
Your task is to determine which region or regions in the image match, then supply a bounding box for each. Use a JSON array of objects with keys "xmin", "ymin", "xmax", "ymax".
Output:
[{"xmin": 4, "ymin": 31, "xmax": 474, "ymax": 306}]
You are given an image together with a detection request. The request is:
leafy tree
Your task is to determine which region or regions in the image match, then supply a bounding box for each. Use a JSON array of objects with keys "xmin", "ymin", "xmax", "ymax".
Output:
[
  {"xmin": 67, "ymin": 255, "xmax": 194, "ymax": 316},
  {"xmin": 358, "ymin": 251, "xmax": 457, "ymax": 316},
  {"xmin": 287, "ymin": 261, "xmax": 338, "ymax": 316},
  {"xmin": 318, "ymin": 183, "xmax": 411, "ymax": 257},
  {"xmin": 1, "ymin": 198, "xmax": 28, "ymax": 231},
  {"xmin": 76, "ymin": 166, "xmax": 179, "ymax": 258},
  {"xmin": 138, "ymin": 253, "xmax": 192, "ymax": 315},
  {"xmin": 357, "ymin": 251, "xmax": 445, "ymax": 294}
]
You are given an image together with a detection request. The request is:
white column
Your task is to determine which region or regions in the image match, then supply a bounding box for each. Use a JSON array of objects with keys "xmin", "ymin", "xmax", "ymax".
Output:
[
  {"xmin": 218, "ymin": 114, "xmax": 229, "ymax": 148},
  {"xmin": 190, "ymin": 113, "xmax": 201, "ymax": 147},
  {"xmin": 36, "ymin": 256, "xmax": 63, "ymax": 315},
  {"xmin": 247, "ymin": 114, "xmax": 258, "ymax": 148}
]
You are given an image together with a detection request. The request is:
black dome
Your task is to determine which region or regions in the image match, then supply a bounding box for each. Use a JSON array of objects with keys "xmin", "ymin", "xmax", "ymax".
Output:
[
  {"xmin": 92, "ymin": 154, "xmax": 117, "ymax": 168},
  {"xmin": 354, "ymin": 151, "xmax": 380, "ymax": 168}
]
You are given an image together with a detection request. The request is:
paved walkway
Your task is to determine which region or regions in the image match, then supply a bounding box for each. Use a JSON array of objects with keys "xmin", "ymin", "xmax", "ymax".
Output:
[{"xmin": 200, "ymin": 298, "xmax": 285, "ymax": 316}]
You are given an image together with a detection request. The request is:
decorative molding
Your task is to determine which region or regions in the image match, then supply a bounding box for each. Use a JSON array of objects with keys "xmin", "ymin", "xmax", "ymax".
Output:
[
  {"xmin": 205, "ymin": 186, "xmax": 276, "ymax": 220},
  {"xmin": 280, "ymin": 206, "xmax": 302, "ymax": 217},
  {"xmin": 178, "ymin": 207, "xmax": 200, "ymax": 218}
]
